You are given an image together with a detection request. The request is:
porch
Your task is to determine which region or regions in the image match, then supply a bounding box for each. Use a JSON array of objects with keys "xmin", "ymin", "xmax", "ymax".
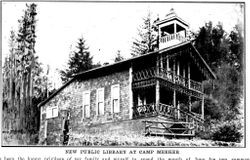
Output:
[{"xmin": 132, "ymin": 103, "xmax": 204, "ymax": 137}]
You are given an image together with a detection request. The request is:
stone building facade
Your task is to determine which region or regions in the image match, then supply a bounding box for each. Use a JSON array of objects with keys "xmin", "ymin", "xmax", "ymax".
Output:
[{"xmin": 38, "ymin": 9, "xmax": 216, "ymax": 145}]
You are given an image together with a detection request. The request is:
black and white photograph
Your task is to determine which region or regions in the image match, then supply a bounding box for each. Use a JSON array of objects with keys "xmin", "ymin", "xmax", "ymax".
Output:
[{"xmin": 1, "ymin": 1, "xmax": 245, "ymax": 147}]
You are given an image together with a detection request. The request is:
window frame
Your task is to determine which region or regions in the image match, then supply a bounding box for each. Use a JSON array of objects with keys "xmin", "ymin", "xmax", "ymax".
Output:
[
  {"xmin": 96, "ymin": 88, "xmax": 105, "ymax": 115},
  {"xmin": 46, "ymin": 106, "xmax": 58, "ymax": 119},
  {"xmin": 82, "ymin": 91, "xmax": 91, "ymax": 119},
  {"xmin": 111, "ymin": 84, "xmax": 120, "ymax": 113}
]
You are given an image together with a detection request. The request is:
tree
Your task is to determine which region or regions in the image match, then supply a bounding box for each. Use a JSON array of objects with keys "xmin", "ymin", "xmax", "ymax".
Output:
[
  {"xmin": 2, "ymin": 4, "xmax": 46, "ymax": 134},
  {"xmin": 131, "ymin": 11, "xmax": 158, "ymax": 57},
  {"xmin": 60, "ymin": 37, "xmax": 93, "ymax": 83},
  {"xmin": 195, "ymin": 21, "xmax": 244, "ymax": 140},
  {"xmin": 15, "ymin": 3, "xmax": 38, "ymax": 131},
  {"xmin": 194, "ymin": 21, "xmax": 227, "ymax": 69},
  {"xmin": 227, "ymin": 24, "xmax": 244, "ymax": 72},
  {"xmin": 113, "ymin": 50, "xmax": 125, "ymax": 62}
]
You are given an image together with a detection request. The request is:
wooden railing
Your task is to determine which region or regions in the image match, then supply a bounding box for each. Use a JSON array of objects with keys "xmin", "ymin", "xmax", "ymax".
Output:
[
  {"xmin": 133, "ymin": 103, "xmax": 204, "ymax": 124},
  {"xmin": 190, "ymin": 79, "xmax": 203, "ymax": 92},
  {"xmin": 133, "ymin": 67, "xmax": 202, "ymax": 92},
  {"xmin": 160, "ymin": 33, "xmax": 187, "ymax": 44},
  {"xmin": 132, "ymin": 103, "xmax": 157, "ymax": 118}
]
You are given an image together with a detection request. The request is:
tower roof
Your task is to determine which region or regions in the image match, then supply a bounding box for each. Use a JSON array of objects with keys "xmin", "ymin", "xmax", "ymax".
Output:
[{"xmin": 156, "ymin": 8, "xmax": 189, "ymax": 27}]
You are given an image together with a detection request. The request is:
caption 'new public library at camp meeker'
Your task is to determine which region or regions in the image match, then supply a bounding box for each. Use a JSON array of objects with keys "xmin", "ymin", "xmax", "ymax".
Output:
[{"xmin": 38, "ymin": 9, "xmax": 216, "ymax": 145}]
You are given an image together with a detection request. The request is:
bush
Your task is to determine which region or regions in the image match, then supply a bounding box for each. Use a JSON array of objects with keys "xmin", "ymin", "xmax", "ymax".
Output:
[{"xmin": 212, "ymin": 121, "xmax": 242, "ymax": 142}]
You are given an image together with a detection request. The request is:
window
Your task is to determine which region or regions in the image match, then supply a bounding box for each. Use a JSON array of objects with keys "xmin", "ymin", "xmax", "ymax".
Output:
[
  {"xmin": 111, "ymin": 84, "xmax": 120, "ymax": 113},
  {"xmin": 96, "ymin": 88, "xmax": 104, "ymax": 115},
  {"xmin": 46, "ymin": 106, "xmax": 58, "ymax": 119},
  {"xmin": 82, "ymin": 91, "xmax": 90, "ymax": 118}
]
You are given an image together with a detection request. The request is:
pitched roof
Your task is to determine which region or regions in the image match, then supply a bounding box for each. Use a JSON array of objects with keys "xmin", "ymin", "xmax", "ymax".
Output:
[
  {"xmin": 155, "ymin": 9, "xmax": 189, "ymax": 27},
  {"xmin": 38, "ymin": 41, "xmax": 216, "ymax": 108}
]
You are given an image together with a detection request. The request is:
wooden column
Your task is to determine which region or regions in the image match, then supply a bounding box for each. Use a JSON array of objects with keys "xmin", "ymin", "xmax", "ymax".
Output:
[
  {"xmin": 188, "ymin": 62, "xmax": 190, "ymax": 89},
  {"xmin": 177, "ymin": 101, "xmax": 180, "ymax": 120},
  {"xmin": 129, "ymin": 66, "xmax": 133, "ymax": 119},
  {"xmin": 201, "ymin": 82, "xmax": 205, "ymax": 119},
  {"xmin": 201, "ymin": 94, "xmax": 204, "ymax": 119},
  {"xmin": 166, "ymin": 57, "xmax": 169, "ymax": 71},
  {"xmin": 177, "ymin": 60, "xmax": 180, "ymax": 76},
  {"xmin": 155, "ymin": 56, "xmax": 160, "ymax": 110},
  {"xmin": 173, "ymin": 59, "xmax": 176, "ymax": 83},
  {"xmin": 187, "ymin": 62, "xmax": 192, "ymax": 115},
  {"xmin": 156, "ymin": 80, "xmax": 160, "ymax": 109},
  {"xmin": 176, "ymin": 60, "xmax": 180, "ymax": 119},
  {"xmin": 160, "ymin": 55, "xmax": 163, "ymax": 70},
  {"xmin": 183, "ymin": 63, "xmax": 186, "ymax": 78},
  {"xmin": 137, "ymin": 94, "xmax": 140, "ymax": 106},
  {"xmin": 44, "ymin": 120, "xmax": 48, "ymax": 139},
  {"xmin": 173, "ymin": 90, "xmax": 176, "ymax": 118},
  {"xmin": 188, "ymin": 96, "xmax": 192, "ymax": 112}
]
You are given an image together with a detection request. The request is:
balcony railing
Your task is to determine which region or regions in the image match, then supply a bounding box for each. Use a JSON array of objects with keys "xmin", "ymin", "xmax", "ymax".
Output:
[
  {"xmin": 160, "ymin": 33, "xmax": 187, "ymax": 44},
  {"xmin": 133, "ymin": 67, "xmax": 202, "ymax": 92}
]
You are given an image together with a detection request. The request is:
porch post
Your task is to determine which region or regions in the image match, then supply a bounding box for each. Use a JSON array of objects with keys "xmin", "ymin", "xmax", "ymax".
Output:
[
  {"xmin": 160, "ymin": 54, "xmax": 163, "ymax": 70},
  {"xmin": 44, "ymin": 120, "xmax": 47, "ymax": 139},
  {"xmin": 188, "ymin": 96, "xmax": 192, "ymax": 112},
  {"xmin": 177, "ymin": 101, "xmax": 180, "ymax": 120},
  {"xmin": 173, "ymin": 59, "xmax": 176, "ymax": 83},
  {"xmin": 173, "ymin": 90, "xmax": 176, "ymax": 118},
  {"xmin": 155, "ymin": 56, "xmax": 160, "ymax": 111},
  {"xmin": 156, "ymin": 80, "xmax": 160, "ymax": 110},
  {"xmin": 188, "ymin": 62, "xmax": 190, "ymax": 89},
  {"xmin": 166, "ymin": 57, "xmax": 169, "ymax": 71},
  {"xmin": 201, "ymin": 83, "xmax": 205, "ymax": 119},
  {"xmin": 177, "ymin": 60, "xmax": 180, "ymax": 76},
  {"xmin": 201, "ymin": 94, "xmax": 205, "ymax": 119},
  {"xmin": 183, "ymin": 64, "xmax": 186, "ymax": 78},
  {"xmin": 129, "ymin": 66, "xmax": 133, "ymax": 119}
]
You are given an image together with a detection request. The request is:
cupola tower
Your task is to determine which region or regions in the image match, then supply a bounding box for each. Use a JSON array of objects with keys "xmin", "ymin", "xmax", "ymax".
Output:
[{"xmin": 156, "ymin": 8, "xmax": 189, "ymax": 49}]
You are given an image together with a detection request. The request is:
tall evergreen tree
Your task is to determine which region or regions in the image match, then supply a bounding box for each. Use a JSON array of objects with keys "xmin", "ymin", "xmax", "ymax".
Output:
[
  {"xmin": 131, "ymin": 11, "xmax": 158, "ymax": 57},
  {"xmin": 2, "ymin": 3, "xmax": 44, "ymax": 133},
  {"xmin": 194, "ymin": 21, "xmax": 227, "ymax": 69},
  {"xmin": 227, "ymin": 24, "xmax": 244, "ymax": 72},
  {"xmin": 60, "ymin": 37, "xmax": 93, "ymax": 83}
]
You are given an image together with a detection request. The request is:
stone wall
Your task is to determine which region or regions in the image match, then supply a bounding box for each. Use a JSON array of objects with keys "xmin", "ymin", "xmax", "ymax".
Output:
[{"xmin": 39, "ymin": 69, "xmax": 132, "ymax": 144}]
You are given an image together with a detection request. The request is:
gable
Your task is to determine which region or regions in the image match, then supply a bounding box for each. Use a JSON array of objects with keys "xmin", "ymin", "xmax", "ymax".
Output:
[{"xmin": 158, "ymin": 41, "xmax": 216, "ymax": 80}]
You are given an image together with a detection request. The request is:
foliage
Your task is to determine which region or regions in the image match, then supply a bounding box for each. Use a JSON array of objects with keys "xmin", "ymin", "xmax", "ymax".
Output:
[
  {"xmin": 2, "ymin": 3, "xmax": 51, "ymax": 135},
  {"xmin": 227, "ymin": 24, "xmax": 244, "ymax": 72},
  {"xmin": 60, "ymin": 37, "xmax": 93, "ymax": 83},
  {"xmin": 212, "ymin": 120, "xmax": 243, "ymax": 142},
  {"xmin": 194, "ymin": 21, "xmax": 243, "ymax": 142},
  {"xmin": 113, "ymin": 50, "xmax": 125, "ymax": 62},
  {"xmin": 194, "ymin": 21, "xmax": 228, "ymax": 69},
  {"xmin": 131, "ymin": 11, "xmax": 158, "ymax": 57}
]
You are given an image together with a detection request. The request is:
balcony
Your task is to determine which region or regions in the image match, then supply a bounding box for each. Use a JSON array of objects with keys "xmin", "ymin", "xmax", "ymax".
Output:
[
  {"xmin": 159, "ymin": 33, "xmax": 187, "ymax": 49},
  {"xmin": 133, "ymin": 67, "xmax": 202, "ymax": 92}
]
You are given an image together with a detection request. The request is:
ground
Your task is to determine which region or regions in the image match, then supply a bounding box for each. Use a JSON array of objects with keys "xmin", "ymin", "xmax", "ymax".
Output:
[
  {"xmin": 2, "ymin": 132, "xmax": 243, "ymax": 147},
  {"xmin": 67, "ymin": 133, "xmax": 243, "ymax": 147}
]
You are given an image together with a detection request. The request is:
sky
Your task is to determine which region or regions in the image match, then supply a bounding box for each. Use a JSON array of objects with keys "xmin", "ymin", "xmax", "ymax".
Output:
[{"xmin": 2, "ymin": 2, "xmax": 244, "ymax": 88}]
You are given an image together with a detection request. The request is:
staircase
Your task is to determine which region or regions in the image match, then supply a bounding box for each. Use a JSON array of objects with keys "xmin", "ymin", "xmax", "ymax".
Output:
[
  {"xmin": 138, "ymin": 103, "xmax": 204, "ymax": 138},
  {"xmin": 143, "ymin": 119, "xmax": 195, "ymax": 138}
]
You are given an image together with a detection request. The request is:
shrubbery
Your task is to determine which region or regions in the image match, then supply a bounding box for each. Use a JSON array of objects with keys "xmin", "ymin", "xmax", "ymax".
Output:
[{"xmin": 212, "ymin": 121, "xmax": 243, "ymax": 142}]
